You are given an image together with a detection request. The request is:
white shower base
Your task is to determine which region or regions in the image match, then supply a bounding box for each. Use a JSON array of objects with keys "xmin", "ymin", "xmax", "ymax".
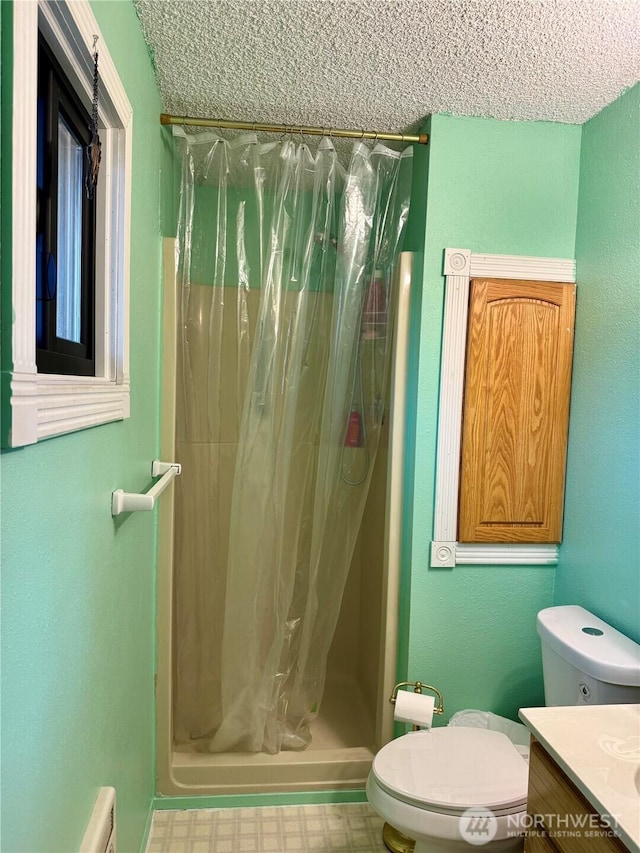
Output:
[{"xmin": 163, "ymin": 675, "xmax": 376, "ymax": 795}]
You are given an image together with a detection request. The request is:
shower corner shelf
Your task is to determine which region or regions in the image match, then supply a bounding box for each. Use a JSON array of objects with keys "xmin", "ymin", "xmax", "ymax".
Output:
[{"xmin": 112, "ymin": 459, "xmax": 181, "ymax": 516}]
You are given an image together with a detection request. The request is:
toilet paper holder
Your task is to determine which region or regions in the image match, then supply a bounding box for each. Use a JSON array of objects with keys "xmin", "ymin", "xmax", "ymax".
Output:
[{"xmin": 389, "ymin": 681, "xmax": 444, "ymax": 716}]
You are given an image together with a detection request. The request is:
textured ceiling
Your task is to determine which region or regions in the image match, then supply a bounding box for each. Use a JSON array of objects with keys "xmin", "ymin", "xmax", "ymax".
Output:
[{"xmin": 135, "ymin": 0, "xmax": 640, "ymax": 134}]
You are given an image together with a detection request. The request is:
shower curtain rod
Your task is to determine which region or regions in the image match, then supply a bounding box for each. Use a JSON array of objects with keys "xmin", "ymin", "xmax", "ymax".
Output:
[{"xmin": 160, "ymin": 113, "xmax": 429, "ymax": 145}]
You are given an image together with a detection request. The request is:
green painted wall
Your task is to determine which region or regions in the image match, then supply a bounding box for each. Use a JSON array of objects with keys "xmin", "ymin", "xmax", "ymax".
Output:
[
  {"xmin": 407, "ymin": 115, "xmax": 582, "ymax": 721},
  {"xmin": 0, "ymin": 3, "xmax": 162, "ymax": 851},
  {"xmin": 555, "ymin": 84, "xmax": 640, "ymax": 642}
]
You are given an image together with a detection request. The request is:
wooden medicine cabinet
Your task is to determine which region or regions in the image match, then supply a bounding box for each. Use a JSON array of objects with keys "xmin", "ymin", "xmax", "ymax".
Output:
[{"xmin": 458, "ymin": 278, "xmax": 576, "ymax": 544}]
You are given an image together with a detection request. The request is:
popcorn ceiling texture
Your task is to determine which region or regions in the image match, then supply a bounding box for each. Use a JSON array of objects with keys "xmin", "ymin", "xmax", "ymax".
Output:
[{"xmin": 135, "ymin": 0, "xmax": 640, "ymax": 132}]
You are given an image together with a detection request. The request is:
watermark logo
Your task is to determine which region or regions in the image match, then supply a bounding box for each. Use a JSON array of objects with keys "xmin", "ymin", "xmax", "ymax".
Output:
[
  {"xmin": 507, "ymin": 812, "xmax": 622, "ymax": 838},
  {"xmin": 458, "ymin": 808, "xmax": 621, "ymax": 846},
  {"xmin": 459, "ymin": 807, "xmax": 498, "ymax": 846}
]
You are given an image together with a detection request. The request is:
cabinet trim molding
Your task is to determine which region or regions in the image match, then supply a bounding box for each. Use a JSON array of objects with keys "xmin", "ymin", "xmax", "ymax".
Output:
[{"xmin": 430, "ymin": 249, "xmax": 575, "ymax": 569}]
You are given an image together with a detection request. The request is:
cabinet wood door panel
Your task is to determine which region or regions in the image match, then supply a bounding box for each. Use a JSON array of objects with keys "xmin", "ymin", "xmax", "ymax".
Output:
[{"xmin": 459, "ymin": 278, "xmax": 576, "ymax": 543}]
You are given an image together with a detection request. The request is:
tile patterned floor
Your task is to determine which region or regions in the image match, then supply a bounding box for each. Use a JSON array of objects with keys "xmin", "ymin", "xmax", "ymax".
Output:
[{"xmin": 146, "ymin": 803, "xmax": 388, "ymax": 852}]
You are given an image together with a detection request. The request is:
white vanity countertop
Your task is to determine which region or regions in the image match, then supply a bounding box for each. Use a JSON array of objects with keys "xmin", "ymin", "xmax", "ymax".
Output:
[{"xmin": 519, "ymin": 704, "xmax": 640, "ymax": 853}]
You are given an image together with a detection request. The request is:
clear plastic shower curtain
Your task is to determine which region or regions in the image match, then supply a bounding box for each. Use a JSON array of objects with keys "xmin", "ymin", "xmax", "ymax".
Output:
[{"xmin": 174, "ymin": 130, "xmax": 412, "ymax": 754}]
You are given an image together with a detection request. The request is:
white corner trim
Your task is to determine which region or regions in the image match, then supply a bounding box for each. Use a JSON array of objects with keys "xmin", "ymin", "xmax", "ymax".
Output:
[
  {"xmin": 5, "ymin": 0, "xmax": 132, "ymax": 447},
  {"xmin": 430, "ymin": 249, "xmax": 575, "ymax": 568},
  {"xmin": 431, "ymin": 541, "xmax": 559, "ymax": 567},
  {"xmin": 443, "ymin": 248, "xmax": 471, "ymax": 277},
  {"xmin": 430, "ymin": 541, "xmax": 456, "ymax": 568}
]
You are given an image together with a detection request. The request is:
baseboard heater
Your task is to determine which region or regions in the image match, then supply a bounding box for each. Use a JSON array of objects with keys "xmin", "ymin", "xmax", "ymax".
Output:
[{"xmin": 80, "ymin": 787, "xmax": 116, "ymax": 853}]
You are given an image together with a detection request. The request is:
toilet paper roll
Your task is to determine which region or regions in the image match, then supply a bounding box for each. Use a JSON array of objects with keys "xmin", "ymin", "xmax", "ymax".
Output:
[{"xmin": 394, "ymin": 691, "xmax": 435, "ymax": 729}]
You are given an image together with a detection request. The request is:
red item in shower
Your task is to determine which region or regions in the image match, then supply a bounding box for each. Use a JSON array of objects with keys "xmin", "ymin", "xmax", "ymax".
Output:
[{"xmin": 344, "ymin": 411, "xmax": 361, "ymax": 447}]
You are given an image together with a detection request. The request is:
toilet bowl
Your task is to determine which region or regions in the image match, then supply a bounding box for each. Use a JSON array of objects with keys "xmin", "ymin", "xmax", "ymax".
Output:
[
  {"xmin": 366, "ymin": 727, "xmax": 528, "ymax": 852},
  {"xmin": 367, "ymin": 606, "xmax": 640, "ymax": 851}
]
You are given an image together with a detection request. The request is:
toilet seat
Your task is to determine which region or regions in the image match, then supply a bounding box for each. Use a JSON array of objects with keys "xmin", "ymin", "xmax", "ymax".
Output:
[{"xmin": 371, "ymin": 727, "xmax": 528, "ymax": 816}]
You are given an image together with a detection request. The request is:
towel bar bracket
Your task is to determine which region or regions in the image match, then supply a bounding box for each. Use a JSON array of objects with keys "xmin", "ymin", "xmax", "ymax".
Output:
[{"xmin": 152, "ymin": 460, "xmax": 181, "ymax": 477}]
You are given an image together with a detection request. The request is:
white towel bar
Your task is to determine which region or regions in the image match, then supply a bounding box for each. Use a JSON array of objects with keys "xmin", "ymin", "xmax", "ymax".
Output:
[{"xmin": 111, "ymin": 460, "xmax": 181, "ymax": 516}]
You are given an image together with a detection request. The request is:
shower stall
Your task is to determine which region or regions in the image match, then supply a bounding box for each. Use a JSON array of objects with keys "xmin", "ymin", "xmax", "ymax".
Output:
[{"xmin": 156, "ymin": 131, "xmax": 414, "ymax": 795}]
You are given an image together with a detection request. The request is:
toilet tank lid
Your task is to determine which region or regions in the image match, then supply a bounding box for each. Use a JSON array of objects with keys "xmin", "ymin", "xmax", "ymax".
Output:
[{"xmin": 537, "ymin": 606, "xmax": 640, "ymax": 687}]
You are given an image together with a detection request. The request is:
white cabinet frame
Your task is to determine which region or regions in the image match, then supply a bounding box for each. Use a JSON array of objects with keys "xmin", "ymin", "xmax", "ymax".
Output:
[{"xmin": 430, "ymin": 249, "xmax": 575, "ymax": 568}]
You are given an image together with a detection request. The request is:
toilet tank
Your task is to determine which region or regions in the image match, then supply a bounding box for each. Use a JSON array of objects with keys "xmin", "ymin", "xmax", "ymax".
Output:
[{"xmin": 537, "ymin": 605, "xmax": 640, "ymax": 706}]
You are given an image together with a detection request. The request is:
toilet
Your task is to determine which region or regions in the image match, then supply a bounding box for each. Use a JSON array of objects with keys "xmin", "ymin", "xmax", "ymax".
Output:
[{"xmin": 366, "ymin": 605, "xmax": 640, "ymax": 852}]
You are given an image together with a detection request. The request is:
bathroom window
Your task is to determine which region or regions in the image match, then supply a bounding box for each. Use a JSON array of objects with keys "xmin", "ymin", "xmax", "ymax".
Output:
[{"xmin": 3, "ymin": 0, "xmax": 132, "ymax": 447}]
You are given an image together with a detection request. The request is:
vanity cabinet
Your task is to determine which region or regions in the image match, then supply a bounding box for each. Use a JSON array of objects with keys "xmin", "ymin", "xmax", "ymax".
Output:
[
  {"xmin": 524, "ymin": 739, "xmax": 629, "ymax": 852},
  {"xmin": 458, "ymin": 278, "xmax": 576, "ymax": 543},
  {"xmin": 525, "ymin": 835, "xmax": 558, "ymax": 852}
]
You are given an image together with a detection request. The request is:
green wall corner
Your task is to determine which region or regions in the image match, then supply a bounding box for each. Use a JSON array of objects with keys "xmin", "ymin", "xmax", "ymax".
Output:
[{"xmin": 555, "ymin": 83, "xmax": 640, "ymax": 642}]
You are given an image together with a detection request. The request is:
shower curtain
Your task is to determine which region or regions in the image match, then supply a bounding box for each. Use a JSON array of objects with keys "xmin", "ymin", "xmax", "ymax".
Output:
[{"xmin": 174, "ymin": 129, "xmax": 412, "ymax": 754}]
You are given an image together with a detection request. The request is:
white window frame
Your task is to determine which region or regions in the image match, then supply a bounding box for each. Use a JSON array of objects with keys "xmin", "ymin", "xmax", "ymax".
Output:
[
  {"xmin": 430, "ymin": 248, "xmax": 576, "ymax": 568},
  {"xmin": 4, "ymin": 0, "xmax": 132, "ymax": 447}
]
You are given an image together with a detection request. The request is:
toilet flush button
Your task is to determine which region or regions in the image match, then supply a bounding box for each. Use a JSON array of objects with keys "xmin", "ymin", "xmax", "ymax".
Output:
[{"xmin": 582, "ymin": 626, "xmax": 604, "ymax": 636}]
